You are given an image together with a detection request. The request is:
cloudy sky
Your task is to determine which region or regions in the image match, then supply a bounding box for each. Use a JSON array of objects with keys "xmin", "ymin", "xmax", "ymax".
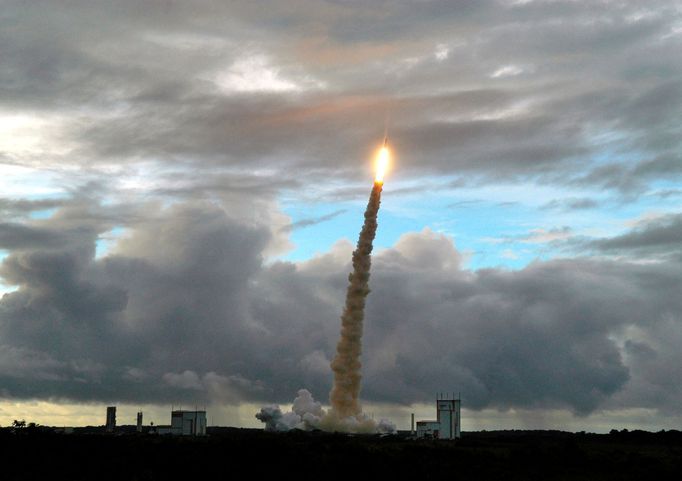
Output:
[{"xmin": 1, "ymin": 0, "xmax": 682, "ymax": 431}]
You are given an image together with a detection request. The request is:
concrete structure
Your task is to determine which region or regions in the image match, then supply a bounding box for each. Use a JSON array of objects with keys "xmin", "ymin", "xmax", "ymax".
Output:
[
  {"xmin": 437, "ymin": 398, "xmax": 461, "ymax": 439},
  {"xmin": 157, "ymin": 410, "xmax": 206, "ymax": 436},
  {"xmin": 416, "ymin": 420, "xmax": 440, "ymax": 438},
  {"xmin": 415, "ymin": 394, "xmax": 461, "ymax": 440},
  {"xmin": 105, "ymin": 406, "xmax": 116, "ymax": 433},
  {"xmin": 136, "ymin": 412, "xmax": 143, "ymax": 433}
]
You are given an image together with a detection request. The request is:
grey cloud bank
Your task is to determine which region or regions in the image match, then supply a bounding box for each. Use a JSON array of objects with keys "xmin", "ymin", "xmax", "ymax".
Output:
[
  {"xmin": 593, "ymin": 213, "xmax": 682, "ymax": 256},
  {"xmin": 1, "ymin": 1, "xmax": 681, "ymax": 192},
  {"xmin": 1, "ymin": 198, "xmax": 682, "ymax": 419}
]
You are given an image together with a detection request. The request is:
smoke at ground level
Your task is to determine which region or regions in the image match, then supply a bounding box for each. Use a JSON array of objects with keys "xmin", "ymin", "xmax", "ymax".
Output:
[{"xmin": 256, "ymin": 389, "xmax": 395, "ymax": 433}]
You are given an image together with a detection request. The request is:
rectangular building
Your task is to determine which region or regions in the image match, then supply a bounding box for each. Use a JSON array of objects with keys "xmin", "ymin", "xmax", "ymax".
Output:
[
  {"xmin": 169, "ymin": 410, "xmax": 207, "ymax": 436},
  {"xmin": 436, "ymin": 399, "xmax": 461, "ymax": 439},
  {"xmin": 136, "ymin": 411, "xmax": 143, "ymax": 433},
  {"xmin": 105, "ymin": 406, "xmax": 116, "ymax": 433},
  {"xmin": 416, "ymin": 421, "xmax": 440, "ymax": 439},
  {"xmin": 415, "ymin": 395, "xmax": 462, "ymax": 440}
]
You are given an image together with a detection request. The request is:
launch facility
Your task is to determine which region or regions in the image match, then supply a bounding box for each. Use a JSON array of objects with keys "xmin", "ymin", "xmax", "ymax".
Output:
[
  {"xmin": 156, "ymin": 410, "xmax": 207, "ymax": 436},
  {"xmin": 414, "ymin": 395, "xmax": 462, "ymax": 440}
]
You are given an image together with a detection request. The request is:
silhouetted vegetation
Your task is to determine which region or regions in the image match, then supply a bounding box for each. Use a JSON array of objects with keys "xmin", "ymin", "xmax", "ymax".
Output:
[{"xmin": 1, "ymin": 427, "xmax": 681, "ymax": 480}]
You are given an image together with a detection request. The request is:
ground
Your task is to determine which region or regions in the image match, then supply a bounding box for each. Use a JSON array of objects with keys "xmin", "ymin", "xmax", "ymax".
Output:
[{"xmin": 2, "ymin": 427, "xmax": 682, "ymax": 480}]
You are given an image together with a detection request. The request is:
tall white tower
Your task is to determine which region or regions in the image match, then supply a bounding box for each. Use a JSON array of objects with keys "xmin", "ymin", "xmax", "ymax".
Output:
[{"xmin": 436, "ymin": 396, "xmax": 461, "ymax": 439}]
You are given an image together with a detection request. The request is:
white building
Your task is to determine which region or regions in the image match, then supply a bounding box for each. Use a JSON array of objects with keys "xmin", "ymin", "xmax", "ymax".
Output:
[
  {"xmin": 416, "ymin": 420, "xmax": 440, "ymax": 438},
  {"xmin": 415, "ymin": 396, "xmax": 461, "ymax": 439},
  {"xmin": 436, "ymin": 399, "xmax": 461, "ymax": 439},
  {"xmin": 156, "ymin": 410, "xmax": 207, "ymax": 436}
]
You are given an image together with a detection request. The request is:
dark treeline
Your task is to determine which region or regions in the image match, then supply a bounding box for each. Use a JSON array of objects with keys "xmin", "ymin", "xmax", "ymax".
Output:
[{"xmin": 2, "ymin": 427, "xmax": 682, "ymax": 480}]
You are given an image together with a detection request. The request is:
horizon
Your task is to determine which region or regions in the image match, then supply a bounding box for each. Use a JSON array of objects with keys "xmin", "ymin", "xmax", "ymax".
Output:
[{"xmin": 2, "ymin": 0, "xmax": 682, "ymax": 433}]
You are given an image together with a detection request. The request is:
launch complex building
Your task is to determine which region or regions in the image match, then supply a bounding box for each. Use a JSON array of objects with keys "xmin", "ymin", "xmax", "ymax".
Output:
[{"xmin": 414, "ymin": 395, "xmax": 462, "ymax": 440}]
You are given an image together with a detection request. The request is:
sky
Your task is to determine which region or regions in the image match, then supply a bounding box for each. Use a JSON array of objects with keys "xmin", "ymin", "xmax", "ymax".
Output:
[{"xmin": 1, "ymin": 0, "xmax": 682, "ymax": 432}]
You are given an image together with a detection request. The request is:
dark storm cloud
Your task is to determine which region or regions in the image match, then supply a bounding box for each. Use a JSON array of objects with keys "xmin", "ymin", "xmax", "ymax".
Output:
[
  {"xmin": 2, "ymin": 200, "xmax": 682, "ymax": 417},
  {"xmin": 0, "ymin": 198, "xmax": 66, "ymax": 218},
  {"xmin": 1, "ymin": 0, "xmax": 681, "ymax": 192},
  {"xmin": 0, "ymin": 199, "xmax": 272, "ymax": 404},
  {"xmin": 593, "ymin": 214, "xmax": 682, "ymax": 254},
  {"xmin": 0, "ymin": 222, "xmax": 88, "ymax": 251}
]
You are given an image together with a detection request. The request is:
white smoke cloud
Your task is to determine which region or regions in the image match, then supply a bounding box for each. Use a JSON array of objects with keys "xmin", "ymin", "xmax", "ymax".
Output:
[
  {"xmin": 256, "ymin": 389, "xmax": 395, "ymax": 434},
  {"xmin": 255, "ymin": 405, "xmax": 301, "ymax": 431},
  {"xmin": 292, "ymin": 388, "xmax": 324, "ymax": 418}
]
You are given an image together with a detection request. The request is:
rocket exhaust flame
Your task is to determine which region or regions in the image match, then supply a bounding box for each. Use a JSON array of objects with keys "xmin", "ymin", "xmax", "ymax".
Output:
[{"xmin": 375, "ymin": 146, "xmax": 389, "ymax": 183}]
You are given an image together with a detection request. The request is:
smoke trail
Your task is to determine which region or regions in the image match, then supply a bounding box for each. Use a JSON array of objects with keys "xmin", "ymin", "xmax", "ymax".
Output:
[
  {"xmin": 256, "ymin": 181, "xmax": 395, "ymax": 434},
  {"xmin": 329, "ymin": 181, "xmax": 383, "ymax": 419}
]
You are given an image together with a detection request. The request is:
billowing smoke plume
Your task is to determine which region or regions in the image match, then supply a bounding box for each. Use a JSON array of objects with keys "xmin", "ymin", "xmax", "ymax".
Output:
[
  {"xmin": 256, "ymin": 182, "xmax": 393, "ymax": 434},
  {"xmin": 256, "ymin": 389, "xmax": 325, "ymax": 431},
  {"xmin": 329, "ymin": 181, "xmax": 382, "ymax": 418},
  {"xmin": 256, "ymin": 389, "xmax": 395, "ymax": 434}
]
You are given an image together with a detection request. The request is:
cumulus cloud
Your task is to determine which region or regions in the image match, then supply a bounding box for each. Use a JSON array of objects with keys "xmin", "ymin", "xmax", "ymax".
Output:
[{"xmin": 1, "ymin": 198, "xmax": 681, "ymax": 419}]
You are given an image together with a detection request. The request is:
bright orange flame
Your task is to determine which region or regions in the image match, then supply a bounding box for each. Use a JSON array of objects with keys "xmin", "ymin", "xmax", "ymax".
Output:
[{"xmin": 375, "ymin": 146, "xmax": 390, "ymax": 183}]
